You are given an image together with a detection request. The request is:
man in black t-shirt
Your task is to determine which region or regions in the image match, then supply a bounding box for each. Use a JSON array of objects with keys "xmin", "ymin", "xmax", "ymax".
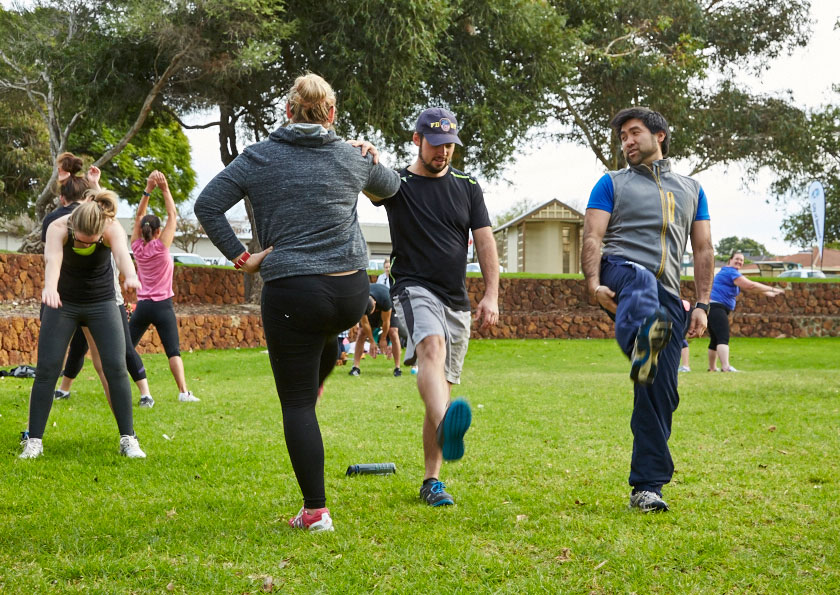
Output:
[
  {"xmin": 348, "ymin": 282, "xmax": 406, "ymax": 377},
  {"xmin": 367, "ymin": 107, "xmax": 500, "ymax": 507}
]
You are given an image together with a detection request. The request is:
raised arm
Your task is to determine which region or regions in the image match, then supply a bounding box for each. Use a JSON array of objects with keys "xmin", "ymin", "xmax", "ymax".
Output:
[
  {"xmin": 156, "ymin": 171, "xmax": 178, "ymax": 248},
  {"xmin": 473, "ymin": 226, "xmax": 499, "ymax": 329},
  {"xmin": 582, "ymin": 208, "xmax": 615, "ymax": 313},
  {"xmin": 105, "ymin": 219, "xmax": 141, "ymax": 292},
  {"xmin": 42, "ymin": 217, "xmax": 69, "ymax": 308},
  {"xmin": 131, "ymin": 174, "xmax": 156, "ymax": 243},
  {"xmin": 688, "ymin": 219, "xmax": 714, "ymax": 338},
  {"xmin": 734, "ymin": 275, "xmax": 784, "ymax": 296}
]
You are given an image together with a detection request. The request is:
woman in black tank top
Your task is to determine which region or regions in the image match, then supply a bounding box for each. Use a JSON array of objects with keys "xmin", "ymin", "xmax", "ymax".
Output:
[{"xmin": 20, "ymin": 190, "xmax": 147, "ymax": 460}]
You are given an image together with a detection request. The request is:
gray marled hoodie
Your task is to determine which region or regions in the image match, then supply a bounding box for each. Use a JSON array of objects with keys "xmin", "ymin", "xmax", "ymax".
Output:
[{"xmin": 195, "ymin": 123, "xmax": 400, "ymax": 282}]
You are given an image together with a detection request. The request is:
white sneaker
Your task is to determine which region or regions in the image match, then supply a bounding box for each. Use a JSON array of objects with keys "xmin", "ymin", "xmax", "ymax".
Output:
[
  {"xmin": 19, "ymin": 437, "xmax": 43, "ymax": 459},
  {"xmin": 677, "ymin": 365, "xmax": 691, "ymax": 373},
  {"xmin": 138, "ymin": 395, "xmax": 155, "ymax": 408},
  {"xmin": 178, "ymin": 391, "xmax": 200, "ymax": 402},
  {"xmin": 119, "ymin": 435, "xmax": 146, "ymax": 458},
  {"xmin": 722, "ymin": 366, "xmax": 740, "ymax": 372}
]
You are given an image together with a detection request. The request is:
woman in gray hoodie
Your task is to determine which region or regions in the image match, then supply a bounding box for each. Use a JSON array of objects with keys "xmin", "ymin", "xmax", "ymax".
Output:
[{"xmin": 195, "ymin": 73, "xmax": 400, "ymax": 532}]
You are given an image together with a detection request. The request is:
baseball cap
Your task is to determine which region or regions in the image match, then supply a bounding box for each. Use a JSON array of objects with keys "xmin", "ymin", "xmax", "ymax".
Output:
[{"xmin": 415, "ymin": 108, "xmax": 462, "ymax": 146}]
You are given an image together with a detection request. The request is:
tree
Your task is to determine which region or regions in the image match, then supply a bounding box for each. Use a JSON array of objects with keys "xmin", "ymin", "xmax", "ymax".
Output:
[
  {"xmin": 173, "ymin": 205, "xmax": 204, "ymax": 254},
  {"xmin": 0, "ymin": 94, "xmax": 51, "ymax": 218},
  {"xmin": 0, "ymin": 2, "xmax": 193, "ymax": 252},
  {"xmin": 715, "ymin": 236, "xmax": 770, "ymax": 260},
  {"xmin": 548, "ymin": 0, "xmax": 813, "ymax": 174},
  {"xmin": 770, "ymin": 104, "xmax": 840, "ymax": 248}
]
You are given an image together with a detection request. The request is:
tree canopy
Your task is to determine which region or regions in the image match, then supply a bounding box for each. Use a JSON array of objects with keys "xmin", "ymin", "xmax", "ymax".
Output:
[{"xmin": 715, "ymin": 236, "xmax": 770, "ymax": 260}]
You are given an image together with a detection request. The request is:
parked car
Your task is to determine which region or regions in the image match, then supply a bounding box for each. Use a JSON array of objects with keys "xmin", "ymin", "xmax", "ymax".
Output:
[
  {"xmin": 171, "ymin": 252, "xmax": 206, "ymax": 265},
  {"xmin": 466, "ymin": 262, "xmax": 506, "ymax": 273},
  {"xmin": 778, "ymin": 269, "xmax": 826, "ymax": 279}
]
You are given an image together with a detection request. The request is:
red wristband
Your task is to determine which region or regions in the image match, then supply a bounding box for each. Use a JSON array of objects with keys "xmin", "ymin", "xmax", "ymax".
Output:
[{"xmin": 234, "ymin": 251, "xmax": 251, "ymax": 270}]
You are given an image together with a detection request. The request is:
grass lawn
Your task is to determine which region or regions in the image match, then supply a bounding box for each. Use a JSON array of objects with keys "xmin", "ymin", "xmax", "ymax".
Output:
[{"xmin": 1, "ymin": 337, "xmax": 838, "ymax": 593}]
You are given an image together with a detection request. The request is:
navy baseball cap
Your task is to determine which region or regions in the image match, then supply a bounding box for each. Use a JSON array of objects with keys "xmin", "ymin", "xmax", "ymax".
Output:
[{"xmin": 415, "ymin": 108, "xmax": 463, "ymax": 146}]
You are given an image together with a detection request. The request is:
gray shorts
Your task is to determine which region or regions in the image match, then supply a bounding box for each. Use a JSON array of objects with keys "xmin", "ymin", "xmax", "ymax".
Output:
[{"xmin": 393, "ymin": 285, "xmax": 472, "ymax": 384}]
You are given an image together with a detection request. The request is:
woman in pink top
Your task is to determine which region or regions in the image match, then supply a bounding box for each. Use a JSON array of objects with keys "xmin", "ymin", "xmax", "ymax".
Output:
[{"xmin": 128, "ymin": 171, "xmax": 198, "ymax": 403}]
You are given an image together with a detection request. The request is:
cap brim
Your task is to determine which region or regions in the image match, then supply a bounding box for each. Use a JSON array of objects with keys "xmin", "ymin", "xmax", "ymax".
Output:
[{"xmin": 423, "ymin": 133, "xmax": 463, "ymax": 146}]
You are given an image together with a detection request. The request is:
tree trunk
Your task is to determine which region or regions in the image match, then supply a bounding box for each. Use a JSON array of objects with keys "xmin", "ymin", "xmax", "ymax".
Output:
[{"xmin": 219, "ymin": 104, "xmax": 263, "ymax": 303}]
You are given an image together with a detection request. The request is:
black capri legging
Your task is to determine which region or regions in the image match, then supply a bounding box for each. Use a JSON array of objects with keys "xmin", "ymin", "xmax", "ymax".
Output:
[
  {"xmin": 707, "ymin": 302, "xmax": 732, "ymax": 350},
  {"xmin": 128, "ymin": 298, "xmax": 181, "ymax": 358},
  {"xmin": 262, "ymin": 270, "xmax": 369, "ymax": 509},
  {"xmin": 64, "ymin": 305, "xmax": 146, "ymax": 382}
]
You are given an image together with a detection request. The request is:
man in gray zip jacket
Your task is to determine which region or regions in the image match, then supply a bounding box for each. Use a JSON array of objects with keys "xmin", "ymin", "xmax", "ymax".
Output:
[{"xmin": 582, "ymin": 107, "xmax": 714, "ymax": 512}]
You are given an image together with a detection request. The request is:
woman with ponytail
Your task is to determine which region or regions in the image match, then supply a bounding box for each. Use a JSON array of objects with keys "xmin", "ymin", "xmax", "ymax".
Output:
[
  {"xmin": 21, "ymin": 190, "xmax": 146, "ymax": 459},
  {"xmin": 128, "ymin": 171, "xmax": 197, "ymax": 403},
  {"xmin": 196, "ymin": 72, "xmax": 399, "ymax": 532},
  {"xmin": 42, "ymin": 153, "xmax": 153, "ymax": 407}
]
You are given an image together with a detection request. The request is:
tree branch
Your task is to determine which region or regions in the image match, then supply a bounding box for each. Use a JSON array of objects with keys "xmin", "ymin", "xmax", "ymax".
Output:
[
  {"xmin": 92, "ymin": 44, "xmax": 192, "ymax": 168},
  {"xmin": 161, "ymin": 105, "xmax": 220, "ymax": 129},
  {"xmin": 558, "ymin": 90, "xmax": 611, "ymax": 169}
]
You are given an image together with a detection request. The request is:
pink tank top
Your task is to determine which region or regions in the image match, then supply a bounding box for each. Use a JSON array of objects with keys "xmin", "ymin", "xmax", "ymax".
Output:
[{"xmin": 131, "ymin": 238, "xmax": 175, "ymax": 301}]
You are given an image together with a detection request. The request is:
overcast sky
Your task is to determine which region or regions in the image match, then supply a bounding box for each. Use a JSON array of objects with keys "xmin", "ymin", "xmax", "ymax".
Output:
[{"xmin": 109, "ymin": 2, "xmax": 836, "ymax": 255}]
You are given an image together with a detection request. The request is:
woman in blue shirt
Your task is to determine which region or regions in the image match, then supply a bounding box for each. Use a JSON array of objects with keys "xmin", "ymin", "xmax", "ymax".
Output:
[{"xmin": 708, "ymin": 252, "xmax": 783, "ymax": 372}]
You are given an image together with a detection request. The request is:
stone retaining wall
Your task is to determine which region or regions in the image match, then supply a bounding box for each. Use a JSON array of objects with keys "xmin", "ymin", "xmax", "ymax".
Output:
[{"xmin": 1, "ymin": 251, "xmax": 838, "ymax": 366}]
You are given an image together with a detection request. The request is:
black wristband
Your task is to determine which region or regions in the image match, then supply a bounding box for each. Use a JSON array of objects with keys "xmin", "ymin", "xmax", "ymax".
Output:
[
  {"xmin": 694, "ymin": 302, "xmax": 710, "ymax": 314},
  {"xmin": 142, "ymin": 191, "xmax": 151, "ymax": 197}
]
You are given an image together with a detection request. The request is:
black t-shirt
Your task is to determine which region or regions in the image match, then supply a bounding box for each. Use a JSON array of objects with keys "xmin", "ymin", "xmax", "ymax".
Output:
[
  {"xmin": 367, "ymin": 282, "xmax": 392, "ymax": 328},
  {"xmin": 377, "ymin": 166, "xmax": 491, "ymax": 311},
  {"xmin": 57, "ymin": 231, "xmax": 115, "ymax": 304},
  {"xmin": 41, "ymin": 203, "xmax": 79, "ymax": 243}
]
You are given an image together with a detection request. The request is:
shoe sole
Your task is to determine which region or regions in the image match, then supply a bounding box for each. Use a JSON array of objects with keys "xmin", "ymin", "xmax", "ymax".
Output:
[
  {"xmin": 439, "ymin": 399, "xmax": 472, "ymax": 461},
  {"xmin": 630, "ymin": 312, "xmax": 672, "ymax": 385}
]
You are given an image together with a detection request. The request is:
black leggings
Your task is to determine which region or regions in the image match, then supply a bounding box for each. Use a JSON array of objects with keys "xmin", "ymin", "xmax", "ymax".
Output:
[
  {"xmin": 128, "ymin": 298, "xmax": 181, "ymax": 358},
  {"xmin": 262, "ymin": 270, "xmax": 369, "ymax": 509},
  {"xmin": 30, "ymin": 300, "xmax": 134, "ymax": 439},
  {"xmin": 707, "ymin": 302, "xmax": 732, "ymax": 350},
  {"xmin": 63, "ymin": 305, "xmax": 147, "ymax": 382}
]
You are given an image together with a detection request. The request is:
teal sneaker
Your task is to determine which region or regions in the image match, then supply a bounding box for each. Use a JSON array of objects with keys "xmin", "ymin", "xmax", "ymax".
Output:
[
  {"xmin": 420, "ymin": 480, "xmax": 454, "ymax": 506},
  {"xmin": 436, "ymin": 398, "xmax": 472, "ymax": 461}
]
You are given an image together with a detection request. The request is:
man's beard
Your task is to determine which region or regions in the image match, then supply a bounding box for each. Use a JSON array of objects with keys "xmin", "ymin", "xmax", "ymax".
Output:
[{"xmin": 418, "ymin": 146, "xmax": 450, "ymax": 174}]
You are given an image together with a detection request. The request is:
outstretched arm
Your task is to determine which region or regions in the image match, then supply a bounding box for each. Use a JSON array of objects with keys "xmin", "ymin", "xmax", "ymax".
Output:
[
  {"xmin": 734, "ymin": 275, "xmax": 784, "ymax": 297},
  {"xmin": 42, "ymin": 218, "xmax": 69, "ymax": 308},
  {"xmin": 131, "ymin": 175, "xmax": 155, "ymax": 243},
  {"xmin": 156, "ymin": 171, "xmax": 178, "ymax": 248}
]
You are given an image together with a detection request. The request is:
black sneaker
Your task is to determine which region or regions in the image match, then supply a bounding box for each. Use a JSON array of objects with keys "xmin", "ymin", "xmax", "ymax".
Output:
[
  {"xmin": 630, "ymin": 308, "xmax": 672, "ymax": 385},
  {"xmin": 348, "ymin": 366, "xmax": 361, "ymax": 377},
  {"xmin": 393, "ymin": 367, "xmax": 402, "ymax": 377},
  {"xmin": 420, "ymin": 479, "xmax": 454, "ymax": 506},
  {"xmin": 53, "ymin": 390, "xmax": 71, "ymax": 400},
  {"xmin": 629, "ymin": 490, "xmax": 669, "ymax": 512},
  {"xmin": 436, "ymin": 399, "xmax": 472, "ymax": 461}
]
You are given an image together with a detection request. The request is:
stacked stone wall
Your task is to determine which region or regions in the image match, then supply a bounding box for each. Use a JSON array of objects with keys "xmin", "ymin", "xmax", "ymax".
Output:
[{"xmin": 1, "ymin": 252, "xmax": 837, "ymax": 366}]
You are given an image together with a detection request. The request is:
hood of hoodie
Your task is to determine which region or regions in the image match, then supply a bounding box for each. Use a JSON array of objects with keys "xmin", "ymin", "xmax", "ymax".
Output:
[{"xmin": 269, "ymin": 123, "xmax": 340, "ymax": 147}]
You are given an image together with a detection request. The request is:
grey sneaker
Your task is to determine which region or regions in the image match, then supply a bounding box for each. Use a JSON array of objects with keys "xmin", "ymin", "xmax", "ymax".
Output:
[
  {"xmin": 54, "ymin": 390, "xmax": 71, "ymax": 400},
  {"xmin": 630, "ymin": 308, "xmax": 672, "ymax": 384},
  {"xmin": 420, "ymin": 480, "xmax": 454, "ymax": 506},
  {"xmin": 178, "ymin": 391, "xmax": 199, "ymax": 402},
  {"xmin": 19, "ymin": 437, "xmax": 43, "ymax": 459},
  {"xmin": 119, "ymin": 435, "xmax": 146, "ymax": 458},
  {"xmin": 139, "ymin": 395, "xmax": 155, "ymax": 408},
  {"xmin": 629, "ymin": 490, "xmax": 669, "ymax": 512},
  {"xmin": 348, "ymin": 366, "xmax": 361, "ymax": 377}
]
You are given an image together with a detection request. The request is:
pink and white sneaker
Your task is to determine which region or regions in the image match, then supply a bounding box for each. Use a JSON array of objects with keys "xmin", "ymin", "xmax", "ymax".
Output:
[{"xmin": 289, "ymin": 507, "xmax": 334, "ymax": 532}]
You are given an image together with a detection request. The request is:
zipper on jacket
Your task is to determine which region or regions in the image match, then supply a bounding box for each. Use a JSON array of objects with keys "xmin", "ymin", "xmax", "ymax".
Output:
[{"xmin": 642, "ymin": 163, "xmax": 668, "ymax": 279}]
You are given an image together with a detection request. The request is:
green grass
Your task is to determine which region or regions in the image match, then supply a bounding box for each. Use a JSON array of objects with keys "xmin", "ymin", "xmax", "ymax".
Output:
[{"xmin": 1, "ymin": 337, "xmax": 838, "ymax": 593}]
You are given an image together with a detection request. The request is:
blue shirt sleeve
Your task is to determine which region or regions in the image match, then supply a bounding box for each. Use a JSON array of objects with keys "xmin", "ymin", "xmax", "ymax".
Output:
[
  {"xmin": 587, "ymin": 173, "xmax": 614, "ymax": 212},
  {"xmin": 695, "ymin": 186, "xmax": 710, "ymax": 221}
]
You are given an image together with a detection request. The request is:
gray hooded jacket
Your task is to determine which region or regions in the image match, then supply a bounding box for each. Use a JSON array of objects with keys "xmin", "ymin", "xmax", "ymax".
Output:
[{"xmin": 195, "ymin": 124, "xmax": 400, "ymax": 282}]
